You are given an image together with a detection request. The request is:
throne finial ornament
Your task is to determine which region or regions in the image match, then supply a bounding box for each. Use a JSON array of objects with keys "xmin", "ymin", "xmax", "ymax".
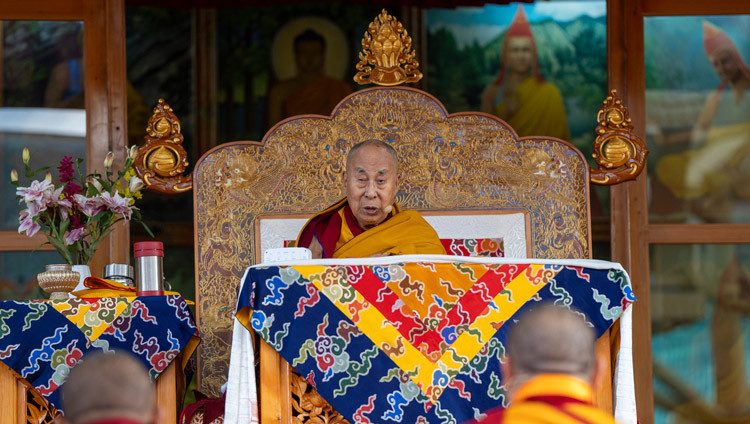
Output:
[
  {"xmin": 590, "ymin": 89, "xmax": 648, "ymax": 185},
  {"xmin": 354, "ymin": 9, "xmax": 422, "ymax": 86},
  {"xmin": 133, "ymin": 99, "xmax": 192, "ymax": 194}
]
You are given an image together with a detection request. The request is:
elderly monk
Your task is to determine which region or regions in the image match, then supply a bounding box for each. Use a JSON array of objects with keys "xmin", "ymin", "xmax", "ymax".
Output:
[
  {"xmin": 58, "ymin": 351, "xmax": 161, "ymax": 424},
  {"xmin": 295, "ymin": 139, "xmax": 445, "ymax": 258}
]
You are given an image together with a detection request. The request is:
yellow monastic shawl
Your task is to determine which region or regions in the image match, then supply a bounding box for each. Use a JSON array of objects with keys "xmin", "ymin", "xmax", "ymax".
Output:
[
  {"xmin": 495, "ymin": 76, "xmax": 570, "ymax": 141},
  {"xmin": 295, "ymin": 198, "xmax": 446, "ymax": 258},
  {"xmin": 469, "ymin": 374, "xmax": 618, "ymax": 424},
  {"xmin": 657, "ymin": 121, "xmax": 750, "ymax": 199}
]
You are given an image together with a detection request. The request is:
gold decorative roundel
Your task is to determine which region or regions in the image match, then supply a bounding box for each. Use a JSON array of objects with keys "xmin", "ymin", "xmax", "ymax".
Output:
[
  {"xmin": 599, "ymin": 136, "xmax": 633, "ymax": 168},
  {"xmin": 606, "ymin": 109, "xmax": 624, "ymax": 126},
  {"xmin": 154, "ymin": 117, "xmax": 172, "ymax": 136},
  {"xmin": 146, "ymin": 145, "xmax": 179, "ymax": 176}
]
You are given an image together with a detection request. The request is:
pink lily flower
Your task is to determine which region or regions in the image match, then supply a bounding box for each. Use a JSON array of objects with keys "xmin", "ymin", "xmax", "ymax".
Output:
[
  {"xmin": 101, "ymin": 191, "xmax": 136, "ymax": 220},
  {"xmin": 64, "ymin": 227, "xmax": 86, "ymax": 246},
  {"xmin": 44, "ymin": 186, "xmax": 73, "ymax": 219},
  {"xmin": 18, "ymin": 210, "xmax": 41, "ymax": 237},
  {"xmin": 74, "ymin": 194, "xmax": 106, "ymax": 217},
  {"xmin": 16, "ymin": 179, "xmax": 54, "ymax": 207}
]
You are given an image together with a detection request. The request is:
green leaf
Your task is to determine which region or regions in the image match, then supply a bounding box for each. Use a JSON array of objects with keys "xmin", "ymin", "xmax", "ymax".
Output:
[
  {"xmin": 97, "ymin": 176, "xmax": 112, "ymax": 192},
  {"xmin": 60, "ymin": 217, "xmax": 71, "ymax": 233},
  {"xmin": 46, "ymin": 236, "xmax": 72, "ymax": 265},
  {"xmin": 139, "ymin": 221, "xmax": 156, "ymax": 238},
  {"xmin": 88, "ymin": 227, "xmax": 115, "ymax": 253},
  {"xmin": 32, "ymin": 166, "xmax": 50, "ymax": 175},
  {"xmin": 89, "ymin": 210, "xmax": 111, "ymax": 225}
]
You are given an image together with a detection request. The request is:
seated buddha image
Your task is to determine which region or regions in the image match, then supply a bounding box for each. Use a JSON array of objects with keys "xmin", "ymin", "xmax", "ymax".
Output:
[{"xmin": 267, "ymin": 19, "xmax": 353, "ymax": 128}]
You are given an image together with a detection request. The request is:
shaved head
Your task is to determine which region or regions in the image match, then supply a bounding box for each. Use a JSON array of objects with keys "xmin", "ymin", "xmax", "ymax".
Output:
[
  {"xmin": 61, "ymin": 351, "xmax": 156, "ymax": 424},
  {"xmin": 506, "ymin": 305, "xmax": 596, "ymax": 382},
  {"xmin": 346, "ymin": 139, "xmax": 399, "ymax": 171}
]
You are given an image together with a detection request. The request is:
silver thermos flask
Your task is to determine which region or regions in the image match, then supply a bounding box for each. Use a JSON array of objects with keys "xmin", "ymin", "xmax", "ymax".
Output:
[{"xmin": 134, "ymin": 241, "xmax": 164, "ymax": 296}]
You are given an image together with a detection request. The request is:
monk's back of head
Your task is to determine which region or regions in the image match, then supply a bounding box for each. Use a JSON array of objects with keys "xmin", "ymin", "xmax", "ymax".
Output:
[
  {"xmin": 506, "ymin": 304, "xmax": 596, "ymax": 382},
  {"xmin": 61, "ymin": 351, "xmax": 156, "ymax": 424}
]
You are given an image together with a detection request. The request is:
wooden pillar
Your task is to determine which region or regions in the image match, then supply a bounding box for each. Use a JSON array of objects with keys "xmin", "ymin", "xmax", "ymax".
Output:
[
  {"xmin": 195, "ymin": 9, "xmax": 218, "ymax": 158},
  {"xmin": 259, "ymin": 339, "xmax": 291, "ymax": 424},
  {"xmin": 0, "ymin": 363, "xmax": 22, "ymax": 424},
  {"xmin": 607, "ymin": 0, "xmax": 653, "ymax": 422}
]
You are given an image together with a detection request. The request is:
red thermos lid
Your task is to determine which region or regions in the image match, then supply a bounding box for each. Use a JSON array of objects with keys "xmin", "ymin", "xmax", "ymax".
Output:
[{"xmin": 134, "ymin": 241, "xmax": 164, "ymax": 258}]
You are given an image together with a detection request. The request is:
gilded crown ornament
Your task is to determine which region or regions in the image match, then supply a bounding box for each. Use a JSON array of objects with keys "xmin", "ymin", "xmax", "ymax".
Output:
[
  {"xmin": 354, "ymin": 9, "xmax": 422, "ymax": 86},
  {"xmin": 133, "ymin": 99, "xmax": 192, "ymax": 194},
  {"xmin": 590, "ymin": 90, "xmax": 648, "ymax": 185}
]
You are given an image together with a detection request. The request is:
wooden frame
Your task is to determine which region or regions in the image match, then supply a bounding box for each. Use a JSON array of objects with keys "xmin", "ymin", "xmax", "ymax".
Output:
[
  {"xmin": 0, "ymin": 2, "xmax": 137, "ymax": 423},
  {"xmin": 607, "ymin": 1, "xmax": 750, "ymax": 423},
  {"xmin": 0, "ymin": 0, "xmax": 130, "ymax": 273}
]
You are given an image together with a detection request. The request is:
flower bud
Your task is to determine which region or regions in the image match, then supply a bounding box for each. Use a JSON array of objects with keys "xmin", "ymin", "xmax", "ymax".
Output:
[
  {"xmin": 128, "ymin": 176, "xmax": 144, "ymax": 193},
  {"xmin": 129, "ymin": 145, "xmax": 139, "ymax": 160},
  {"xmin": 22, "ymin": 147, "xmax": 30, "ymax": 164},
  {"xmin": 104, "ymin": 152, "xmax": 115, "ymax": 169},
  {"xmin": 45, "ymin": 172, "xmax": 52, "ymax": 182},
  {"xmin": 87, "ymin": 176, "xmax": 103, "ymax": 192},
  {"xmin": 10, "ymin": 169, "xmax": 18, "ymax": 183}
]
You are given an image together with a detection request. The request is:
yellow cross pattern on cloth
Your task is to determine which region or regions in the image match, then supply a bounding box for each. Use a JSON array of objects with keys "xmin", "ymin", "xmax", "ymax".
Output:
[
  {"xmin": 50, "ymin": 297, "xmax": 132, "ymax": 341},
  {"xmin": 294, "ymin": 263, "xmax": 555, "ymax": 403}
]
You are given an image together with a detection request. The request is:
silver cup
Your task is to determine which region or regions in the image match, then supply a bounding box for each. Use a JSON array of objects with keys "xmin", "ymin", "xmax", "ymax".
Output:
[{"xmin": 103, "ymin": 263, "xmax": 134, "ymax": 287}]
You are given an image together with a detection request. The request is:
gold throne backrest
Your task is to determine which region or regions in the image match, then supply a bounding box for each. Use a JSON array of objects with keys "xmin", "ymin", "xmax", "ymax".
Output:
[{"xmin": 193, "ymin": 86, "xmax": 592, "ymax": 395}]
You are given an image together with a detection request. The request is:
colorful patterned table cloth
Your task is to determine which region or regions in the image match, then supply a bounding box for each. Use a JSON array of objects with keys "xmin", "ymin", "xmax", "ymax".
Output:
[
  {"xmin": 236, "ymin": 255, "xmax": 636, "ymax": 424},
  {"xmin": 0, "ymin": 295, "xmax": 199, "ymax": 411}
]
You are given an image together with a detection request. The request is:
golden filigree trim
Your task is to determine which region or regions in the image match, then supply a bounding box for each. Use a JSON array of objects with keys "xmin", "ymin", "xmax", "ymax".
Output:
[
  {"xmin": 354, "ymin": 9, "xmax": 422, "ymax": 86},
  {"xmin": 27, "ymin": 386, "xmax": 56, "ymax": 424},
  {"xmin": 290, "ymin": 369, "xmax": 349, "ymax": 424},
  {"xmin": 134, "ymin": 99, "xmax": 193, "ymax": 194},
  {"xmin": 590, "ymin": 89, "xmax": 648, "ymax": 185}
]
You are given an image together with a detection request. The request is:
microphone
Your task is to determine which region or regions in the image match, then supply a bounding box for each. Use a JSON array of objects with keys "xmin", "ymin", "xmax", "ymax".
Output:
[{"xmin": 384, "ymin": 205, "xmax": 393, "ymax": 214}]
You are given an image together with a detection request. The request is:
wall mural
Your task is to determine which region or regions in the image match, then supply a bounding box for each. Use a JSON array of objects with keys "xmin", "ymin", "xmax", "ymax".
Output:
[{"xmin": 425, "ymin": 2, "xmax": 607, "ymax": 163}]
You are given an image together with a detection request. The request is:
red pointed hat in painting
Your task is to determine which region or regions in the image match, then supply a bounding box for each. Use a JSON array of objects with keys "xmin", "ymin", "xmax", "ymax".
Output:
[
  {"xmin": 506, "ymin": 5, "xmax": 533, "ymax": 38},
  {"xmin": 702, "ymin": 20, "xmax": 750, "ymax": 82},
  {"xmin": 495, "ymin": 5, "xmax": 543, "ymax": 85}
]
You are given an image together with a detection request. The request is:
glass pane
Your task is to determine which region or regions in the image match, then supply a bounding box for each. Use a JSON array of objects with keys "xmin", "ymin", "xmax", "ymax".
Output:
[
  {"xmin": 1, "ymin": 21, "xmax": 86, "ymax": 231},
  {"xmin": 0, "ymin": 251, "xmax": 67, "ymax": 300},
  {"xmin": 651, "ymin": 244, "xmax": 750, "ymax": 423},
  {"xmin": 646, "ymin": 15, "xmax": 750, "ymax": 224}
]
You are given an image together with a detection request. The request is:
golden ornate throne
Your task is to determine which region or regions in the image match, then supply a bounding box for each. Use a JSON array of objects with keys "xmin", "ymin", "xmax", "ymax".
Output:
[{"xmin": 135, "ymin": 9, "xmax": 646, "ymax": 423}]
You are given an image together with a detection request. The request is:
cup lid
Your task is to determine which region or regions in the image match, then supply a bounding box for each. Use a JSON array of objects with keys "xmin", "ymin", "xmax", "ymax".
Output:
[{"xmin": 103, "ymin": 263, "xmax": 133, "ymax": 279}]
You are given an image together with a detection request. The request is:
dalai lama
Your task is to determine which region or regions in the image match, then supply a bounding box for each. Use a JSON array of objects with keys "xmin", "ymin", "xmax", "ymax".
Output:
[{"xmin": 295, "ymin": 139, "xmax": 446, "ymax": 258}]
